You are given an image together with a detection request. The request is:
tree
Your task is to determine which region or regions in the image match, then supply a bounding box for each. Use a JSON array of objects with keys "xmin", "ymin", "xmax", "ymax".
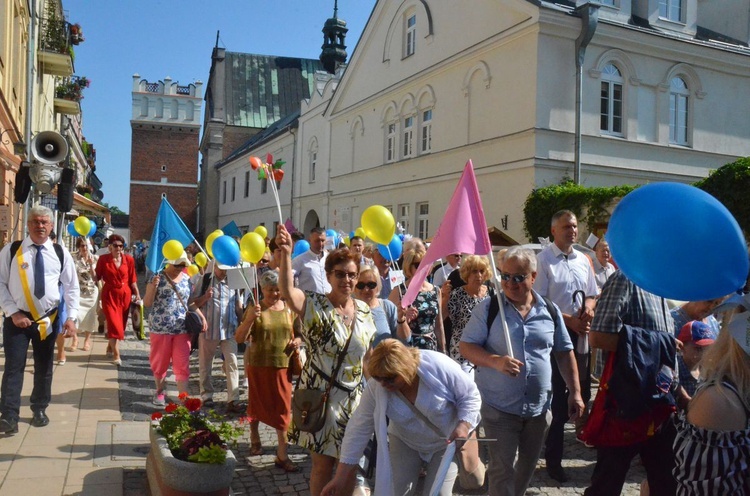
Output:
[
  {"xmin": 695, "ymin": 157, "xmax": 750, "ymax": 236},
  {"xmin": 102, "ymin": 202, "xmax": 126, "ymax": 215}
]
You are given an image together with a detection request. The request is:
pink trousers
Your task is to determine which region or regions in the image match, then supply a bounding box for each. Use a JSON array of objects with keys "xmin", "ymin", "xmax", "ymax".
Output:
[{"xmin": 149, "ymin": 333, "xmax": 191, "ymax": 382}]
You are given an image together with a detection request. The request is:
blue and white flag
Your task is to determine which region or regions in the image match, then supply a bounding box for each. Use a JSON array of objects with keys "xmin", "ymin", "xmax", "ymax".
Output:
[{"xmin": 145, "ymin": 198, "xmax": 196, "ymax": 273}]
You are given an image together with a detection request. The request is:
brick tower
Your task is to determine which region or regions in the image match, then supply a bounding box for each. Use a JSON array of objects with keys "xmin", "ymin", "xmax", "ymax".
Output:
[{"xmin": 129, "ymin": 75, "xmax": 203, "ymax": 242}]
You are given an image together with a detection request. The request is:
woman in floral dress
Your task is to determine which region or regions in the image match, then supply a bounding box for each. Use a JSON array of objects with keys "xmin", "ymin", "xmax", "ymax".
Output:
[
  {"xmin": 276, "ymin": 225, "xmax": 376, "ymax": 496},
  {"xmin": 388, "ymin": 247, "xmax": 446, "ymax": 352}
]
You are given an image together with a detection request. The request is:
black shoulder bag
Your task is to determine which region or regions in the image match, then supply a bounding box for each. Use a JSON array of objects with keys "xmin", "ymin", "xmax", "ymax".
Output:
[{"xmin": 166, "ymin": 275, "xmax": 203, "ymax": 351}]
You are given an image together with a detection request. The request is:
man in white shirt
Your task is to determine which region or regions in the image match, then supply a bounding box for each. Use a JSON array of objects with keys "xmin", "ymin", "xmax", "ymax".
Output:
[
  {"xmin": 349, "ymin": 236, "xmax": 374, "ymax": 266},
  {"xmin": 0, "ymin": 206, "xmax": 80, "ymax": 433},
  {"xmin": 534, "ymin": 210, "xmax": 598, "ymax": 482},
  {"xmin": 292, "ymin": 227, "xmax": 331, "ymax": 293},
  {"xmin": 432, "ymin": 253, "xmax": 461, "ymax": 288}
]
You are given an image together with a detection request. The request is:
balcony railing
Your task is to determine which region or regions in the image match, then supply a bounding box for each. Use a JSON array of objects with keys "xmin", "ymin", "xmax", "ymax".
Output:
[{"xmin": 38, "ymin": 17, "xmax": 74, "ymax": 76}]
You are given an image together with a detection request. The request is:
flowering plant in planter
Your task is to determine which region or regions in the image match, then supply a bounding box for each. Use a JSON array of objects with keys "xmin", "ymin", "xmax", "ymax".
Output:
[
  {"xmin": 151, "ymin": 393, "xmax": 243, "ymax": 464},
  {"xmin": 55, "ymin": 76, "xmax": 90, "ymax": 102}
]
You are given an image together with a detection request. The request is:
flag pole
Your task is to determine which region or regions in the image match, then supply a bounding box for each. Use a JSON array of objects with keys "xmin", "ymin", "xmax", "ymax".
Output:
[{"xmin": 487, "ymin": 251, "xmax": 514, "ymax": 359}]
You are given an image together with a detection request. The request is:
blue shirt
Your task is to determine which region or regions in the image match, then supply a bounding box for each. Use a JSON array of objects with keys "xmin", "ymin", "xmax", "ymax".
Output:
[
  {"xmin": 370, "ymin": 298, "xmax": 398, "ymax": 346},
  {"xmin": 461, "ymin": 290, "xmax": 572, "ymax": 417}
]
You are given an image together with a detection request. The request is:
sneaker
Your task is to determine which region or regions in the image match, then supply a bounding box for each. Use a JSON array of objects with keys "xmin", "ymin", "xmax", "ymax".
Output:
[{"xmin": 153, "ymin": 392, "xmax": 166, "ymax": 407}]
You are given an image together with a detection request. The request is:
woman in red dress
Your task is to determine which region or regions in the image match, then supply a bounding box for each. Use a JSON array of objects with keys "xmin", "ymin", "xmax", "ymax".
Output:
[{"xmin": 95, "ymin": 234, "xmax": 140, "ymax": 365}]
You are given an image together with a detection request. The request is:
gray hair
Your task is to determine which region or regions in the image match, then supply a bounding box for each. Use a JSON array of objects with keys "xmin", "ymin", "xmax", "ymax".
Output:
[
  {"xmin": 501, "ymin": 246, "xmax": 537, "ymax": 272},
  {"xmin": 259, "ymin": 269, "xmax": 279, "ymax": 288},
  {"xmin": 29, "ymin": 205, "xmax": 53, "ymax": 220},
  {"xmin": 550, "ymin": 209, "xmax": 576, "ymax": 227}
]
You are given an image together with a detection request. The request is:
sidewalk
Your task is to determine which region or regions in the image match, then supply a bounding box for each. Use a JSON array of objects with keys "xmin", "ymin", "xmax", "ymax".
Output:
[{"xmin": 0, "ymin": 329, "xmax": 646, "ymax": 495}]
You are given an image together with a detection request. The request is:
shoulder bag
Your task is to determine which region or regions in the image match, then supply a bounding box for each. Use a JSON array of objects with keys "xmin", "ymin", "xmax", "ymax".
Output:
[
  {"xmin": 166, "ymin": 275, "xmax": 203, "ymax": 350},
  {"xmin": 292, "ymin": 326, "xmax": 354, "ymax": 433},
  {"xmin": 285, "ymin": 309, "xmax": 305, "ymax": 381}
]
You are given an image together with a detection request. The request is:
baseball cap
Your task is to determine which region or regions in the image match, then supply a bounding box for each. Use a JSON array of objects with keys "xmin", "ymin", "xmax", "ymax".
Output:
[{"xmin": 678, "ymin": 321, "xmax": 716, "ymax": 346}]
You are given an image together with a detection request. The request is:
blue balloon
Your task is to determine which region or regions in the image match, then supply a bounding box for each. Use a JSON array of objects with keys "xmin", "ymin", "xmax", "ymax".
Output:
[
  {"xmin": 398, "ymin": 234, "xmax": 405, "ymax": 241},
  {"xmin": 292, "ymin": 240, "xmax": 310, "ymax": 259},
  {"xmin": 377, "ymin": 234, "xmax": 403, "ymax": 262},
  {"xmin": 608, "ymin": 182, "xmax": 748, "ymax": 301},
  {"xmin": 88, "ymin": 222, "xmax": 97, "ymax": 237},
  {"xmin": 211, "ymin": 235, "xmax": 240, "ymax": 267},
  {"xmin": 349, "ymin": 230, "xmax": 356, "ymax": 240},
  {"xmin": 325, "ymin": 228, "xmax": 339, "ymax": 247},
  {"xmin": 67, "ymin": 222, "xmax": 79, "ymax": 237}
]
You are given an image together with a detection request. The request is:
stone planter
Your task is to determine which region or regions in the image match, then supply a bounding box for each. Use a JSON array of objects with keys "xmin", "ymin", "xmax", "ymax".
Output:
[{"xmin": 146, "ymin": 427, "xmax": 237, "ymax": 496}]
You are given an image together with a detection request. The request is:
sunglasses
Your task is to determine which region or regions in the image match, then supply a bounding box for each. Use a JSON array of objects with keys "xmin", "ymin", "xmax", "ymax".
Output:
[
  {"xmin": 332, "ymin": 269, "xmax": 358, "ymax": 281},
  {"xmin": 110, "ymin": 244, "xmax": 124, "ymax": 248},
  {"xmin": 355, "ymin": 281, "xmax": 378, "ymax": 290},
  {"xmin": 499, "ymin": 272, "xmax": 530, "ymax": 283},
  {"xmin": 372, "ymin": 375, "xmax": 397, "ymax": 385}
]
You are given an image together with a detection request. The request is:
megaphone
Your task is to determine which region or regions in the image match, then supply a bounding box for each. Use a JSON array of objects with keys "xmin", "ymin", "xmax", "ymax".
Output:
[{"xmin": 30, "ymin": 131, "xmax": 68, "ymax": 165}]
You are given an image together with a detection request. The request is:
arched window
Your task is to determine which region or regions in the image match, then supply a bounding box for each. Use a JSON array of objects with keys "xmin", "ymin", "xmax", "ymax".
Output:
[
  {"xmin": 404, "ymin": 13, "xmax": 416, "ymax": 57},
  {"xmin": 600, "ymin": 64, "xmax": 623, "ymax": 135},
  {"xmin": 308, "ymin": 138, "xmax": 318, "ymax": 183},
  {"xmin": 669, "ymin": 77, "xmax": 689, "ymax": 145}
]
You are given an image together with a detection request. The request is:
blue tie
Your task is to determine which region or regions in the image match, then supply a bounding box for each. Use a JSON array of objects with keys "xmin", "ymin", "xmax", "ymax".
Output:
[{"xmin": 34, "ymin": 244, "xmax": 45, "ymax": 299}]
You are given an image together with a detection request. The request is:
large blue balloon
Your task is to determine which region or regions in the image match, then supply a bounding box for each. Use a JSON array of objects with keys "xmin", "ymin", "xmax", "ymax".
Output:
[
  {"xmin": 211, "ymin": 235, "xmax": 240, "ymax": 267},
  {"xmin": 377, "ymin": 234, "xmax": 403, "ymax": 262},
  {"xmin": 325, "ymin": 228, "xmax": 339, "ymax": 248},
  {"xmin": 292, "ymin": 240, "xmax": 310, "ymax": 259},
  {"xmin": 608, "ymin": 182, "xmax": 748, "ymax": 301},
  {"xmin": 88, "ymin": 222, "xmax": 97, "ymax": 237},
  {"xmin": 67, "ymin": 222, "xmax": 79, "ymax": 237}
]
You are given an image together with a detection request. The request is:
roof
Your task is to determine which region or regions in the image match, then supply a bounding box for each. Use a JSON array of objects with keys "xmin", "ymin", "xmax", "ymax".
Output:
[
  {"xmin": 224, "ymin": 52, "xmax": 322, "ymax": 129},
  {"xmin": 217, "ymin": 110, "xmax": 300, "ymax": 169}
]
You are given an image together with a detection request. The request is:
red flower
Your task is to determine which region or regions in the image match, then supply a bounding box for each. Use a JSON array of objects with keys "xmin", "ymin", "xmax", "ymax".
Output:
[
  {"xmin": 151, "ymin": 412, "xmax": 163, "ymax": 420},
  {"xmin": 178, "ymin": 392, "xmax": 189, "ymax": 401},
  {"xmin": 165, "ymin": 403, "xmax": 178, "ymax": 413},
  {"xmin": 184, "ymin": 398, "xmax": 202, "ymax": 412}
]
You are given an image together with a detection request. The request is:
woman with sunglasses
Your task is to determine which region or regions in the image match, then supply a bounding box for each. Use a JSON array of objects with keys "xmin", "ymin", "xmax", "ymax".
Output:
[
  {"xmin": 353, "ymin": 265, "xmax": 398, "ymax": 347},
  {"xmin": 275, "ymin": 225, "xmax": 377, "ymax": 496},
  {"xmin": 321, "ymin": 339, "xmax": 481, "ymax": 496},
  {"xmin": 388, "ymin": 247, "xmax": 446, "ymax": 352},
  {"xmin": 95, "ymin": 234, "xmax": 140, "ymax": 365}
]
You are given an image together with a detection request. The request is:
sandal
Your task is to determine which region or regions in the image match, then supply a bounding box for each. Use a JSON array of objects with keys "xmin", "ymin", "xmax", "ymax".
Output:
[
  {"xmin": 274, "ymin": 457, "xmax": 299, "ymax": 473},
  {"xmin": 82, "ymin": 343, "xmax": 91, "ymax": 352},
  {"xmin": 250, "ymin": 443, "xmax": 263, "ymax": 456}
]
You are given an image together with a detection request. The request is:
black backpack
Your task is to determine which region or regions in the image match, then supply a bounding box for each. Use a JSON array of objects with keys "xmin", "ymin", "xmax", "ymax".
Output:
[{"xmin": 9, "ymin": 240, "xmax": 65, "ymax": 271}]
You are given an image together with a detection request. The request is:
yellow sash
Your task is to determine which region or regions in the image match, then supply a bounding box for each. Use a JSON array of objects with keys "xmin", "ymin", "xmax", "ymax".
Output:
[{"xmin": 16, "ymin": 246, "xmax": 57, "ymax": 339}]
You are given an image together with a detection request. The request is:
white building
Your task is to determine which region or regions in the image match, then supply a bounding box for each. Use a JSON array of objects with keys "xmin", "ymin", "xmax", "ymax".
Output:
[{"xmin": 217, "ymin": 0, "xmax": 750, "ymax": 243}]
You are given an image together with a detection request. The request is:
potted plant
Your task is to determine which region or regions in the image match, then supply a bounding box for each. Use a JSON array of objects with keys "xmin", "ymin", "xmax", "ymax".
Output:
[
  {"xmin": 69, "ymin": 23, "xmax": 84, "ymax": 45},
  {"xmin": 147, "ymin": 393, "xmax": 243, "ymax": 496},
  {"xmin": 55, "ymin": 76, "xmax": 90, "ymax": 102}
]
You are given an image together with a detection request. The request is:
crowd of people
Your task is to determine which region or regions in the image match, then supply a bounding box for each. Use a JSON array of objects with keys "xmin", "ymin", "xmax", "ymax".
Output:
[{"xmin": 0, "ymin": 206, "xmax": 747, "ymax": 496}]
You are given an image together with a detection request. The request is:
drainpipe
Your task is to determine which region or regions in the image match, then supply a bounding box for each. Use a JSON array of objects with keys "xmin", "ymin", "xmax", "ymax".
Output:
[
  {"xmin": 574, "ymin": 3, "xmax": 599, "ymax": 185},
  {"xmin": 21, "ymin": 0, "xmax": 37, "ymax": 238}
]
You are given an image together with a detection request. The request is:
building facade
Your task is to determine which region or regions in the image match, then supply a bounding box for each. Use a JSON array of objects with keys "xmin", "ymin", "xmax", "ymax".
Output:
[{"xmin": 129, "ymin": 75, "xmax": 202, "ymax": 242}]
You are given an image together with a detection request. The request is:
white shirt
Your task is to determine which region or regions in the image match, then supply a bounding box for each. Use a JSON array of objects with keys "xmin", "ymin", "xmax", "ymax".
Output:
[
  {"xmin": 534, "ymin": 244, "xmax": 598, "ymax": 315},
  {"xmin": 292, "ymin": 249, "xmax": 330, "ymax": 293},
  {"xmin": 0, "ymin": 237, "xmax": 80, "ymax": 319},
  {"xmin": 432, "ymin": 262, "xmax": 459, "ymax": 288}
]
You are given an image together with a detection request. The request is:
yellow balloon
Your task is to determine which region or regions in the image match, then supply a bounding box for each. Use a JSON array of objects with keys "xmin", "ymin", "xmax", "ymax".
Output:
[
  {"xmin": 254, "ymin": 225, "xmax": 268, "ymax": 239},
  {"xmin": 74, "ymin": 216, "xmax": 91, "ymax": 237},
  {"xmin": 354, "ymin": 227, "xmax": 366, "ymax": 239},
  {"xmin": 240, "ymin": 232, "xmax": 266, "ymax": 264},
  {"xmin": 361, "ymin": 206, "xmax": 395, "ymax": 245},
  {"xmin": 205, "ymin": 230, "xmax": 224, "ymax": 258},
  {"xmin": 187, "ymin": 264, "xmax": 199, "ymax": 277},
  {"xmin": 194, "ymin": 252, "xmax": 208, "ymax": 268},
  {"xmin": 162, "ymin": 240, "xmax": 184, "ymax": 260},
  {"xmin": 343, "ymin": 236, "xmax": 351, "ymax": 246}
]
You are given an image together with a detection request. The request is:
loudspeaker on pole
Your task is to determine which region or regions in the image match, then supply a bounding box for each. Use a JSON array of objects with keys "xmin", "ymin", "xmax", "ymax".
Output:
[
  {"xmin": 57, "ymin": 167, "xmax": 76, "ymax": 212},
  {"xmin": 30, "ymin": 131, "xmax": 68, "ymax": 164}
]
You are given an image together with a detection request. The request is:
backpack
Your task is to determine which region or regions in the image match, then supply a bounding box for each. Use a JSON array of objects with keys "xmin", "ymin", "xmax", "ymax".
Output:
[
  {"xmin": 487, "ymin": 293, "xmax": 561, "ymax": 335},
  {"xmin": 9, "ymin": 240, "xmax": 65, "ymax": 271},
  {"xmin": 199, "ymin": 273, "xmax": 212, "ymax": 295}
]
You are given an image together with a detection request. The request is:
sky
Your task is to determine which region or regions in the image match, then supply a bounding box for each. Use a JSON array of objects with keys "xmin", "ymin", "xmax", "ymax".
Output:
[{"xmin": 64, "ymin": 0, "xmax": 376, "ymax": 213}]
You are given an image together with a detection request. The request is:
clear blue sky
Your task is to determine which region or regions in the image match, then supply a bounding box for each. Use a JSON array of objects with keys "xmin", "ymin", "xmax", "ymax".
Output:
[{"xmin": 64, "ymin": 0, "xmax": 375, "ymax": 213}]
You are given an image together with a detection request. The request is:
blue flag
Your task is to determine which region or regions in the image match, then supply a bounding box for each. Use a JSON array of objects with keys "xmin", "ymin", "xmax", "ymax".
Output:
[
  {"xmin": 221, "ymin": 220, "xmax": 242, "ymax": 238},
  {"xmin": 145, "ymin": 198, "xmax": 196, "ymax": 273}
]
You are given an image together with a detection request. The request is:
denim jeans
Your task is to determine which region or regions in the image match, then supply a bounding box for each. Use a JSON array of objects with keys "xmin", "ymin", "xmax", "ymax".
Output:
[{"xmin": 0, "ymin": 317, "xmax": 57, "ymax": 421}]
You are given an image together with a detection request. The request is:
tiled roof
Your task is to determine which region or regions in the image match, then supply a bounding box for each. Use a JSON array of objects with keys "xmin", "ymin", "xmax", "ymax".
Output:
[
  {"xmin": 217, "ymin": 110, "xmax": 300, "ymax": 169},
  {"xmin": 224, "ymin": 52, "xmax": 322, "ymax": 128}
]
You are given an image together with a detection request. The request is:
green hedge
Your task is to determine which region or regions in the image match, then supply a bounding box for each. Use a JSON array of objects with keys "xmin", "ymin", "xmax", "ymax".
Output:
[{"xmin": 695, "ymin": 157, "xmax": 750, "ymax": 236}]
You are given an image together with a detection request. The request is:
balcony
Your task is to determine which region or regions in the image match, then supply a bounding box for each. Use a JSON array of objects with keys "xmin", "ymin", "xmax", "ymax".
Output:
[
  {"xmin": 38, "ymin": 17, "xmax": 74, "ymax": 76},
  {"xmin": 53, "ymin": 98, "xmax": 80, "ymax": 115}
]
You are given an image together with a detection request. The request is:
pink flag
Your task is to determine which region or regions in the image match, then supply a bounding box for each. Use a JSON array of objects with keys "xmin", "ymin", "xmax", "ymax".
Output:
[{"xmin": 401, "ymin": 160, "xmax": 492, "ymax": 307}]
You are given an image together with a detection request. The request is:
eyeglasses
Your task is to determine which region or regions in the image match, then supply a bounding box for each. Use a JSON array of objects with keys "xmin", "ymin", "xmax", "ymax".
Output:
[
  {"xmin": 258, "ymin": 259, "xmax": 270, "ymax": 265},
  {"xmin": 372, "ymin": 375, "xmax": 397, "ymax": 385},
  {"xmin": 332, "ymin": 269, "xmax": 358, "ymax": 281},
  {"xmin": 110, "ymin": 244, "xmax": 124, "ymax": 249},
  {"xmin": 355, "ymin": 281, "xmax": 378, "ymax": 290},
  {"xmin": 499, "ymin": 272, "xmax": 530, "ymax": 283}
]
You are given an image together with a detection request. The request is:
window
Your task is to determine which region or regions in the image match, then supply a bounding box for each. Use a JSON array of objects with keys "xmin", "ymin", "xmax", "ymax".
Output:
[
  {"xmin": 310, "ymin": 151, "xmax": 317, "ymax": 182},
  {"xmin": 402, "ymin": 116, "xmax": 414, "ymax": 158},
  {"xmin": 273, "ymin": 221, "xmax": 279, "ymax": 236},
  {"xmin": 222, "ymin": 180, "xmax": 227, "ymax": 204},
  {"xmin": 669, "ymin": 77, "xmax": 689, "ymax": 146},
  {"xmin": 420, "ymin": 109, "xmax": 432, "ymax": 153},
  {"xmin": 600, "ymin": 0, "xmax": 615, "ymax": 5},
  {"xmin": 600, "ymin": 64, "xmax": 623, "ymax": 135},
  {"xmin": 161, "ymin": 165, "xmax": 167, "ymax": 172},
  {"xmin": 398, "ymin": 204, "xmax": 410, "ymax": 234},
  {"xmin": 417, "ymin": 203, "xmax": 429, "ymax": 239},
  {"xmin": 261, "ymin": 177, "xmax": 268, "ymax": 194},
  {"xmin": 659, "ymin": 0, "xmax": 682, "ymax": 22},
  {"xmin": 244, "ymin": 171, "xmax": 250, "ymax": 197},
  {"xmin": 386, "ymin": 122, "xmax": 397, "ymax": 162},
  {"xmin": 405, "ymin": 14, "xmax": 416, "ymax": 57},
  {"xmin": 230, "ymin": 177, "xmax": 236, "ymax": 201}
]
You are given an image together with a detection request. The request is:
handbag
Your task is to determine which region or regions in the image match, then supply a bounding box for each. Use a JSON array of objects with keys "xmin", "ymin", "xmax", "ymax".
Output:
[
  {"xmin": 292, "ymin": 326, "xmax": 355, "ymax": 433},
  {"xmin": 130, "ymin": 302, "xmax": 145, "ymax": 340},
  {"xmin": 395, "ymin": 390, "xmax": 486, "ymax": 490},
  {"xmin": 165, "ymin": 275, "xmax": 203, "ymax": 351},
  {"xmin": 286, "ymin": 310, "xmax": 304, "ymax": 381}
]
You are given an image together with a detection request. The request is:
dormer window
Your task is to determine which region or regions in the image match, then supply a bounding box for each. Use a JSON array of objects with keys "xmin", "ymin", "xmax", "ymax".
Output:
[{"xmin": 659, "ymin": 0, "xmax": 682, "ymax": 22}]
